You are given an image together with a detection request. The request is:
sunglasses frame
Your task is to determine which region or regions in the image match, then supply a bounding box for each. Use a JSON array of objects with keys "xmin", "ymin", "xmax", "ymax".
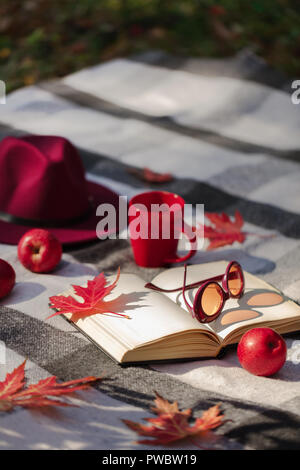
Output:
[
  {"xmin": 145, "ymin": 260, "xmax": 245, "ymax": 324},
  {"xmin": 183, "ymin": 260, "xmax": 244, "ymax": 323}
]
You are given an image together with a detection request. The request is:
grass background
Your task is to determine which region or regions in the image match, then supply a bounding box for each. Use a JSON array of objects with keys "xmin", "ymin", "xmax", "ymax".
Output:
[{"xmin": 1, "ymin": 0, "xmax": 300, "ymax": 92}]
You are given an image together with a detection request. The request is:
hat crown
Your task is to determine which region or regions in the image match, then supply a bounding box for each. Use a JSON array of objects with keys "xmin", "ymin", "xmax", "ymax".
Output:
[{"xmin": 0, "ymin": 135, "xmax": 90, "ymax": 223}]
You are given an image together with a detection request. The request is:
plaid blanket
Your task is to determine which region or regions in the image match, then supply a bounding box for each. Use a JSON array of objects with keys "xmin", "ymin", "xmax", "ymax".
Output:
[{"xmin": 0, "ymin": 49, "xmax": 300, "ymax": 450}]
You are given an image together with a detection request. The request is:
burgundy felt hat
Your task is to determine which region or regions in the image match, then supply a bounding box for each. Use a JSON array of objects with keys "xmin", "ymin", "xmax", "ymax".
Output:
[{"xmin": 0, "ymin": 135, "xmax": 119, "ymax": 245}]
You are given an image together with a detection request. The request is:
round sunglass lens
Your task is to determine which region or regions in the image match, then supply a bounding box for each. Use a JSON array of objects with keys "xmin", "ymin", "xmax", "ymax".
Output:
[
  {"xmin": 228, "ymin": 263, "xmax": 243, "ymax": 297},
  {"xmin": 201, "ymin": 283, "xmax": 223, "ymax": 317}
]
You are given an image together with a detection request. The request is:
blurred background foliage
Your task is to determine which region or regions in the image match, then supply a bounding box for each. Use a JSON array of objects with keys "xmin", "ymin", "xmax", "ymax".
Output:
[{"xmin": 0, "ymin": 0, "xmax": 300, "ymax": 92}]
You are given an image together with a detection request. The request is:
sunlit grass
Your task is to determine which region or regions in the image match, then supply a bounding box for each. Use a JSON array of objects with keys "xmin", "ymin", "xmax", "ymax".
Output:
[{"xmin": 0, "ymin": 0, "xmax": 299, "ymax": 92}]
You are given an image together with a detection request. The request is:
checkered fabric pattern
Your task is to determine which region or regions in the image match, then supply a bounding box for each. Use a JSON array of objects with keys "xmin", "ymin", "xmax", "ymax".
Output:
[{"xmin": 0, "ymin": 49, "xmax": 300, "ymax": 449}]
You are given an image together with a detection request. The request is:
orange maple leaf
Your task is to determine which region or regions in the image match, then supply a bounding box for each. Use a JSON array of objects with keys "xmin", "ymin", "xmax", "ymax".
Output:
[
  {"xmin": 197, "ymin": 210, "xmax": 246, "ymax": 250},
  {"xmin": 0, "ymin": 361, "xmax": 100, "ymax": 411},
  {"xmin": 128, "ymin": 167, "xmax": 173, "ymax": 184},
  {"xmin": 48, "ymin": 267, "xmax": 130, "ymax": 321},
  {"xmin": 150, "ymin": 391, "xmax": 191, "ymax": 416},
  {"xmin": 123, "ymin": 392, "xmax": 225, "ymax": 446}
]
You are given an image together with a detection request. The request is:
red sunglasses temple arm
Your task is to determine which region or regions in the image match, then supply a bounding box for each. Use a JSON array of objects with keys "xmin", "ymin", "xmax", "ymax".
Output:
[
  {"xmin": 145, "ymin": 273, "xmax": 224, "ymax": 293},
  {"xmin": 182, "ymin": 264, "xmax": 194, "ymax": 314}
]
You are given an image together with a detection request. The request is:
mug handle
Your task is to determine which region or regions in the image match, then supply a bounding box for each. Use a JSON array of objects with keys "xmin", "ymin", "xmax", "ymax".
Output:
[{"xmin": 164, "ymin": 223, "xmax": 197, "ymax": 264}]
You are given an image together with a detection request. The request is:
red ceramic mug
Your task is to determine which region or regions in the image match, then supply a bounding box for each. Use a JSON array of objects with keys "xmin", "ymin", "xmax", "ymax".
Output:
[{"xmin": 128, "ymin": 191, "xmax": 197, "ymax": 267}]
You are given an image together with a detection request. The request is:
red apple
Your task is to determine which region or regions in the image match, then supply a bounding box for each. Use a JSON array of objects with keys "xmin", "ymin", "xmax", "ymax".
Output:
[
  {"xmin": 0, "ymin": 259, "xmax": 16, "ymax": 299},
  {"xmin": 237, "ymin": 327, "xmax": 287, "ymax": 377},
  {"xmin": 18, "ymin": 229, "xmax": 62, "ymax": 273}
]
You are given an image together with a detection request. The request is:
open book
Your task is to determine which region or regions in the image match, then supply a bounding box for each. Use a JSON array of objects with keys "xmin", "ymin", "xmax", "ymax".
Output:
[{"xmin": 59, "ymin": 261, "xmax": 300, "ymax": 364}]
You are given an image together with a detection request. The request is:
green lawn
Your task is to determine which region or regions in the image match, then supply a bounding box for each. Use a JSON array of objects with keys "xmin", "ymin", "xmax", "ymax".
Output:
[{"xmin": 1, "ymin": 0, "xmax": 300, "ymax": 92}]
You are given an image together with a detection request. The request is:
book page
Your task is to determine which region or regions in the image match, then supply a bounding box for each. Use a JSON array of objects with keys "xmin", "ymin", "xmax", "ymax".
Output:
[
  {"xmin": 71, "ymin": 273, "xmax": 212, "ymax": 350},
  {"xmin": 151, "ymin": 261, "xmax": 300, "ymax": 341}
]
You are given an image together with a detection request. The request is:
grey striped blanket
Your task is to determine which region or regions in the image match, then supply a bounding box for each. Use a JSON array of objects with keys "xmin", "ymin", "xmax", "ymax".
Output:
[{"xmin": 0, "ymin": 49, "xmax": 300, "ymax": 450}]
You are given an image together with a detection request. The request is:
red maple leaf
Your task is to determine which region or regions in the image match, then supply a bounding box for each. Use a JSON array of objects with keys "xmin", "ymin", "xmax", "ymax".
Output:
[
  {"xmin": 128, "ymin": 167, "xmax": 173, "ymax": 184},
  {"xmin": 48, "ymin": 267, "xmax": 130, "ymax": 322},
  {"xmin": 123, "ymin": 392, "xmax": 225, "ymax": 447},
  {"xmin": 0, "ymin": 361, "xmax": 100, "ymax": 411},
  {"xmin": 197, "ymin": 210, "xmax": 246, "ymax": 250}
]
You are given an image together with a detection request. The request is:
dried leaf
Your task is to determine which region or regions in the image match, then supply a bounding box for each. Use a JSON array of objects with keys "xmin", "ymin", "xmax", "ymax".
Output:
[
  {"xmin": 0, "ymin": 47, "xmax": 11, "ymax": 58},
  {"xmin": 0, "ymin": 361, "xmax": 101, "ymax": 411},
  {"xmin": 48, "ymin": 267, "xmax": 130, "ymax": 321},
  {"xmin": 123, "ymin": 392, "xmax": 225, "ymax": 446},
  {"xmin": 150, "ymin": 391, "xmax": 191, "ymax": 416},
  {"xmin": 128, "ymin": 167, "xmax": 173, "ymax": 184},
  {"xmin": 16, "ymin": 375, "xmax": 99, "ymax": 398},
  {"xmin": 23, "ymin": 74, "xmax": 36, "ymax": 86},
  {"xmin": 0, "ymin": 360, "xmax": 26, "ymax": 410},
  {"xmin": 197, "ymin": 210, "xmax": 246, "ymax": 250},
  {"xmin": 194, "ymin": 404, "xmax": 226, "ymax": 431}
]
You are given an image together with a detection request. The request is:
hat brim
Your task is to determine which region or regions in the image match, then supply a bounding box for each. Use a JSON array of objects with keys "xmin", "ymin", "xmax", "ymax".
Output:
[{"xmin": 0, "ymin": 181, "xmax": 120, "ymax": 245}]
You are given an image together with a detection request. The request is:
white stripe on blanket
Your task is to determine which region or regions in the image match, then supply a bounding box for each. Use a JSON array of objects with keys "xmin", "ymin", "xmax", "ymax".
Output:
[
  {"xmin": 247, "ymin": 171, "xmax": 300, "ymax": 214},
  {"xmin": 153, "ymin": 337, "xmax": 300, "ymax": 413},
  {"xmin": 1, "ymin": 86, "xmax": 266, "ymax": 177},
  {"xmin": 63, "ymin": 59, "xmax": 300, "ymax": 150},
  {"xmin": 4, "ymin": 86, "xmax": 300, "ymax": 215},
  {"xmin": 0, "ymin": 350, "xmax": 169, "ymax": 450}
]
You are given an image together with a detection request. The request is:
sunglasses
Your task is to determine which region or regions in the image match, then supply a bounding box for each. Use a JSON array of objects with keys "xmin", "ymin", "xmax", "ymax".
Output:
[{"xmin": 145, "ymin": 261, "xmax": 244, "ymax": 323}]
